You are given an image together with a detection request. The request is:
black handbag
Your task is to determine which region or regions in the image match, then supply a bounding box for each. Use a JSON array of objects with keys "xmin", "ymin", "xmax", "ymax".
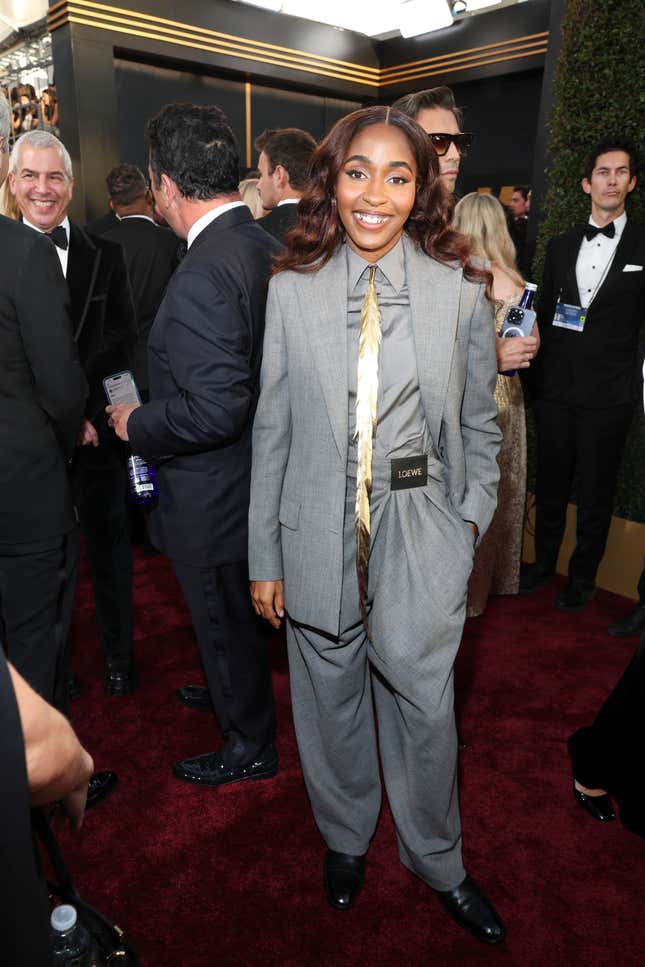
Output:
[{"xmin": 33, "ymin": 809, "xmax": 140, "ymax": 965}]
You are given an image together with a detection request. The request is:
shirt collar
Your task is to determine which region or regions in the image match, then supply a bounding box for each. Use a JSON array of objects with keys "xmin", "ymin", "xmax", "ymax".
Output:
[
  {"xmin": 346, "ymin": 236, "xmax": 406, "ymax": 295},
  {"xmin": 587, "ymin": 211, "xmax": 627, "ymax": 236},
  {"xmin": 186, "ymin": 200, "xmax": 246, "ymax": 249},
  {"xmin": 277, "ymin": 198, "xmax": 299, "ymax": 207},
  {"xmin": 120, "ymin": 214, "xmax": 156, "ymax": 225},
  {"xmin": 24, "ymin": 214, "xmax": 70, "ymax": 239}
]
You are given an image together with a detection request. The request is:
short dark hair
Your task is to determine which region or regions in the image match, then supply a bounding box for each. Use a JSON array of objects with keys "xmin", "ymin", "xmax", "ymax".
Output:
[
  {"xmin": 392, "ymin": 86, "xmax": 463, "ymax": 129},
  {"xmin": 512, "ymin": 185, "xmax": 530, "ymax": 200},
  {"xmin": 146, "ymin": 102, "xmax": 240, "ymax": 200},
  {"xmin": 106, "ymin": 163, "xmax": 148, "ymax": 205},
  {"xmin": 583, "ymin": 137, "xmax": 637, "ymax": 181},
  {"xmin": 254, "ymin": 128, "xmax": 276, "ymax": 154},
  {"xmin": 259, "ymin": 128, "xmax": 316, "ymax": 191}
]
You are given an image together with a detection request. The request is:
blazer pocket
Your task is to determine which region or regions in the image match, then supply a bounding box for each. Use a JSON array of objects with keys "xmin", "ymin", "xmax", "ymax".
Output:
[{"xmin": 279, "ymin": 495, "xmax": 301, "ymax": 531}]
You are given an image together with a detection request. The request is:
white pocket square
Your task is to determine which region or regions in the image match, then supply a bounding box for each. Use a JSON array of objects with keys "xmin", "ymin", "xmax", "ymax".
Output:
[{"xmin": 623, "ymin": 264, "xmax": 643, "ymax": 272}]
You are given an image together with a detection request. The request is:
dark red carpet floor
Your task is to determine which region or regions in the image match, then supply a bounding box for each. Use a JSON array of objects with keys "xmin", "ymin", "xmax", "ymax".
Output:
[{"xmin": 61, "ymin": 551, "xmax": 645, "ymax": 966}]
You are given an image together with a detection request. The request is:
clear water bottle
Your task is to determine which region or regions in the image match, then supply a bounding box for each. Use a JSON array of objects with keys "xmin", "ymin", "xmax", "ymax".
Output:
[
  {"xmin": 50, "ymin": 905, "xmax": 93, "ymax": 967},
  {"xmin": 519, "ymin": 281, "xmax": 537, "ymax": 309},
  {"xmin": 127, "ymin": 451, "xmax": 158, "ymax": 506}
]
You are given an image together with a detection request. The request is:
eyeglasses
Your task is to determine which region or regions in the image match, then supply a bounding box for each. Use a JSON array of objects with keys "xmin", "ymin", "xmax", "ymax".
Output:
[{"xmin": 427, "ymin": 133, "xmax": 473, "ymax": 157}]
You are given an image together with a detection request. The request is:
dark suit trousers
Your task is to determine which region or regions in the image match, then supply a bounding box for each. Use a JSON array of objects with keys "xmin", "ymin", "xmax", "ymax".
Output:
[
  {"xmin": 569, "ymin": 632, "xmax": 645, "ymax": 834},
  {"xmin": 172, "ymin": 558, "xmax": 275, "ymax": 763},
  {"xmin": 533, "ymin": 400, "xmax": 633, "ymax": 586},
  {"xmin": 0, "ymin": 536, "xmax": 72, "ymax": 703}
]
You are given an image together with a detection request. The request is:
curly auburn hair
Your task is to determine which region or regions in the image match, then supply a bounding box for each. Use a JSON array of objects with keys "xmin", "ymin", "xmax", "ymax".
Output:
[{"xmin": 273, "ymin": 105, "xmax": 489, "ymax": 293}]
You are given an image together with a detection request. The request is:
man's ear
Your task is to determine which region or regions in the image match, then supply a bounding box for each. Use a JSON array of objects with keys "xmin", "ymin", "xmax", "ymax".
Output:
[
  {"xmin": 109, "ymin": 199, "xmax": 115, "ymax": 212},
  {"xmin": 274, "ymin": 164, "xmax": 290, "ymax": 192},
  {"xmin": 581, "ymin": 177, "xmax": 592, "ymax": 197}
]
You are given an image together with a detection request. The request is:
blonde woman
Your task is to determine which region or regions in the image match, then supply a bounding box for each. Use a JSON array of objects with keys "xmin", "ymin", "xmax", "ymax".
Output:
[{"xmin": 454, "ymin": 192, "xmax": 540, "ymax": 617}]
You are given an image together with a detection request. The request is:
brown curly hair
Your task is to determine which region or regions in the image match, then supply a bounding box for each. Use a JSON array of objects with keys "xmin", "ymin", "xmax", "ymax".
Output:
[{"xmin": 273, "ymin": 105, "xmax": 489, "ymax": 294}]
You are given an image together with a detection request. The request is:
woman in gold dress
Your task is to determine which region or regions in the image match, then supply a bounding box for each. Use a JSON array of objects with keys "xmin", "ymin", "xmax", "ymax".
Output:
[{"xmin": 453, "ymin": 193, "xmax": 540, "ymax": 617}]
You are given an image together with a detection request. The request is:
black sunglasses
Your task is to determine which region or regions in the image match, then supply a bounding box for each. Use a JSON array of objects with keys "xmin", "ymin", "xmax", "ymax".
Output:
[{"xmin": 428, "ymin": 132, "xmax": 473, "ymax": 157}]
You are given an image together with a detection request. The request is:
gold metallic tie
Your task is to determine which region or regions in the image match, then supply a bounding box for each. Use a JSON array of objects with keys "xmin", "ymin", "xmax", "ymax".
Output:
[{"xmin": 354, "ymin": 265, "xmax": 381, "ymax": 635}]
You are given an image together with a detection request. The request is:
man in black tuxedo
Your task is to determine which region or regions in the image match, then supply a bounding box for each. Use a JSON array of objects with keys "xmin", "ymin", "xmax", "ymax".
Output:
[
  {"xmin": 523, "ymin": 137, "xmax": 644, "ymax": 610},
  {"xmin": 9, "ymin": 130, "xmax": 137, "ymax": 709},
  {"xmin": 108, "ymin": 103, "xmax": 280, "ymax": 788},
  {"xmin": 0, "ymin": 104, "xmax": 87, "ymax": 703},
  {"xmin": 102, "ymin": 164, "xmax": 178, "ymax": 399},
  {"xmin": 255, "ymin": 127, "xmax": 315, "ymax": 242}
]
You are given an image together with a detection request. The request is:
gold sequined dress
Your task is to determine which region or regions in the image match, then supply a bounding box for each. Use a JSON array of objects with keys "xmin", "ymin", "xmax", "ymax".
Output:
[{"xmin": 467, "ymin": 298, "xmax": 527, "ymax": 617}]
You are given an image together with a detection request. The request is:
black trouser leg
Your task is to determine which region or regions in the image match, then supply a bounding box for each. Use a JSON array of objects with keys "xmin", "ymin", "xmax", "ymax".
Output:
[
  {"xmin": 567, "ymin": 404, "xmax": 633, "ymax": 587},
  {"xmin": 172, "ymin": 558, "xmax": 276, "ymax": 765},
  {"xmin": 0, "ymin": 539, "xmax": 67, "ymax": 704},
  {"xmin": 53, "ymin": 527, "xmax": 80, "ymax": 714},
  {"xmin": 533, "ymin": 399, "xmax": 577, "ymax": 572},
  {"xmin": 76, "ymin": 459, "xmax": 134, "ymax": 669}
]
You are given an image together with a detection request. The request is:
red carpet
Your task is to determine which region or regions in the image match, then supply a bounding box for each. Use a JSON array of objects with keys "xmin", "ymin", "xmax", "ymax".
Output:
[{"xmin": 60, "ymin": 551, "xmax": 645, "ymax": 966}]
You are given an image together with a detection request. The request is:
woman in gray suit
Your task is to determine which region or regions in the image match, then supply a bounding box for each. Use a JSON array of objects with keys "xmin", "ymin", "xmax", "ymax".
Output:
[{"xmin": 249, "ymin": 107, "xmax": 504, "ymax": 944}]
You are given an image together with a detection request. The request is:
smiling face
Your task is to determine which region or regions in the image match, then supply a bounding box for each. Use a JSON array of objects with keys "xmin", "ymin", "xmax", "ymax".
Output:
[
  {"xmin": 415, "ymin": 105, "xmax": 461, "ymax": 194},
  {"xmin": 335, "ymin": 123, "xmax": 417, "ymax": 263},
  {"xmin": 9, "ymin": 144, "xmax": 73, "ymax": 231},
  {"xmin": 581, "ymin": 150, "xmax": 636, "ymax": 222}
]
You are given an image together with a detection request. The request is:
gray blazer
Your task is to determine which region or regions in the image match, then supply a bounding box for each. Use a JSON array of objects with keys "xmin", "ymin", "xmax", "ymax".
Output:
[{"xmin": 249, "ymin": 234, "xmax": 501, "ymax": 637}]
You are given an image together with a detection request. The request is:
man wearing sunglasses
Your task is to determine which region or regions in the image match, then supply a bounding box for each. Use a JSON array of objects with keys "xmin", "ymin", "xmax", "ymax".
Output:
[{"xmin": 393, "ymin": 86, "xmax": 472, "ymax": 195}]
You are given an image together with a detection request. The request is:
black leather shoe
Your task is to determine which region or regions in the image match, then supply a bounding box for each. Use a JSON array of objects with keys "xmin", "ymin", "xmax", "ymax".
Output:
[
  {"xmin": 172, "ymin": 745, "xmax": 278, "ymax": 787},
  {"xmin": 86, "ymin": 771, "xmax": 119, "ymax": 811},
  {"xmin": 104, "ymin": 663, "xmax": 136, "ymax": 696},
  {"xmin": 519, "ymin": 563, "xmax": 555, "ymax": 593},
  {"xmin": 607, "ymin": 604, "xmax": 645, "ymax": 638},
  {"xmin": 323, "ymin": 850, "xmax": 365, "ymax": 910},
  {"xmin": 555, "ymin": 583, "xmax": 596, "ymax": 611},
  {"xmin": 176, "ymin": 685, "xmax": 212, "ymax": 710},
  {"xmin": 67, "ymin": 673, "xmax": 82, "ymax": 702},
  {"xmin": 437, "ymin": 875, "xmax": 505, "ymax": 945},
  {"xmin": 573, "ymin": 782, "xmax": 615, "ymax": 822}
]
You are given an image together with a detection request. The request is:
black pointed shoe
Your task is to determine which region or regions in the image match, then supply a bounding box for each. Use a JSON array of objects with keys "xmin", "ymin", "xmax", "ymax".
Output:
[
  {"xmin": 573, "ymin": 782, "xmax": 615, "ymax": 822},
  {"xmin": 555, "ymin": 583, "xmax": 596, "ymax": 611},
  {"xmin": 175, "ymin": 685, "xmax": 213, "ymax": 710},
  {"xmin": 519, "ymin": 563, "xmax": 555, "ymax": 594},
  {"xmin": 607, "ymin": 604, "xmax": 645, "ymax": 638},
  {"xmin": 172, "ymin": 745, "xmax": 278, "ymax": 787},
  {"xmin": 437, "ymin": 875, "xmax": 505, "ymax": 944},
  {"xmin": 323, "ymin": 850, "xmax": 365, "ymax": 910},
  {"xmin": 86, "ymin": 771, "xmax": 119, "ymax": 811}
]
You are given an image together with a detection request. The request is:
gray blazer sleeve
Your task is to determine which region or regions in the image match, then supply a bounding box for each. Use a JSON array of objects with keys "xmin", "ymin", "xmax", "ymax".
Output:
[
  {"xmin": 248, "ymin": 277, "xmax": 292, "ymax": 581},
  {"xmin": 454, "ymin": 280, "xmax": 501, "ymax": 541}
]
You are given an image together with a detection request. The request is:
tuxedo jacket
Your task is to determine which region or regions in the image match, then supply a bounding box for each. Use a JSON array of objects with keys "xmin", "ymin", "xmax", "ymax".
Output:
[
  {"xmin": 67, "ymin": 222, "xmax": 137, "ymax": 454},
  {"xmin": 128, "ymin": 206, "xmax": 281, "ymax": 567},
  {"xmin": 103, "ymin": 217, "xmax": 179, "ymax": 393},
  {"xmin": 532, "ymin": 220, "xmax": 645, "ymax": 408},
  {"xmin": 259, "ymin": 203, "xmax": 299, "ymax": 242},
  {"xmin": 248, "ymin": 235, "xmax": 501, "ymax": 636},
  {"xmin": 0, "ymin": 216, "xmax": 87, "ymax": 546}
]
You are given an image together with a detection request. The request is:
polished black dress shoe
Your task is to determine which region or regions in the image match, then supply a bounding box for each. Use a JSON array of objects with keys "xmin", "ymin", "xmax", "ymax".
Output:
[
  {"xmin": 323, "ymin": 850, "xmax": 365, "ymax": 910},
  {"xmin": 104, "ymin": 663, "xmax": 136, "ymax": 696},
  {"xmin": 175, "ymin": 685, "xmax": 212, "ymax": 710},
  {"xmin": 607, "ymin": 604, "xmax": 645, "ymax": 638},
  {"xmin": 555, "ymin": 583, "xmax": 596, "ymax": 611},
  {"xmin": 519, "ymin": 563, "xmax": 555, "ymax": 593},
  {"xmin": 86, "ymin": 771, "xmax": 119, "ymax": 811},
  {"xmin": 573, "ymin": 782, "xmax": 615, "ymax": 822},
  {"xmin": 172, "ymin": 744, "xmax": 278, "ymax": 786},
  {"xmin": 437, "ymin": 875, "xmax": 505, "ymax": 945}
]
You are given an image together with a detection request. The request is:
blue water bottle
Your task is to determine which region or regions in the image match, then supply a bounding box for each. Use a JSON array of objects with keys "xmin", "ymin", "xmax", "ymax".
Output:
[{"xmin": 127, "ymin": 451, "xmax": 159, "ymax": 506}]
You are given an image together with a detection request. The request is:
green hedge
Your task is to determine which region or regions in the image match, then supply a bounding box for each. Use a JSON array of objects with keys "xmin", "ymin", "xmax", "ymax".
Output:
[{"xmin": 528, "ymin": 0, "xmax": 645, "ymax": 522}]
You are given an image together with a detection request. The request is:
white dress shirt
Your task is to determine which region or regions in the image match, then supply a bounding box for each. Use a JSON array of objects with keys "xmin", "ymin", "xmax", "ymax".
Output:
[
  {"xmin": 186, "ymin": 201, "xmax": 246, "ymax": 249},
  {"xmin": 24, "ymin": 215, "xmax": 70, "ymax": 277},
  {"xmin": 575, "ymin": 211, "xmax": 626, "ymax": 308},
  {"xmin": 277, "ymin": 198, "xmax": 299, "ymax": 206}
]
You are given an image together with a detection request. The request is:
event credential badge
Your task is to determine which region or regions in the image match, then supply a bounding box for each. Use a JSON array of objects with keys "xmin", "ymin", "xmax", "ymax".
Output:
[{"xmin": 552, "ymin": 300, "xmax": 587, "ymax": 332}]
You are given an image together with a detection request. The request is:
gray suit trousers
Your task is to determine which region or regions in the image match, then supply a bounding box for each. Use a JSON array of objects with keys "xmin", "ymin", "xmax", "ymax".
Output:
[{"xmin": 286, "ymin": 451, "xmax": 472, "ymax": 891}]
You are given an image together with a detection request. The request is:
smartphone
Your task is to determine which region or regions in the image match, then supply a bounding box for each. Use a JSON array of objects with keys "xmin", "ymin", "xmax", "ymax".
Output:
[
  {"xmin": 103, "ymin": 370, "xmax": 141, "ymax": 406},
  {"xmin": 500, "ymin": 305, "xmax": 537, "ymax": 339}
]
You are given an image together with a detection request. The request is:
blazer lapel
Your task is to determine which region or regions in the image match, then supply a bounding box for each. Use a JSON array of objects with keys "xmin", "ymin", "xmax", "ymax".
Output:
[
  {"xmin": 565, "ymin": 227, "xmax": 585, "ymax": 305},
  {"xmin": 404, "ymin": 235, "xmax": 461, "ymax": 446},
  {"xmin": 299, "ymin": 248, "xmax": 348, "ymax": 460},
  {"xmin": 67, "ymin": 222, "xmax": 101, "ymax": 341},
  {"xmin": 592, "ymin": 220, "xmax": 638, "ymax": 307}
]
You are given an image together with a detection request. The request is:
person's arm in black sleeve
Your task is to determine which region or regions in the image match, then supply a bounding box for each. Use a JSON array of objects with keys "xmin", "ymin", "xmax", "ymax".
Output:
[
  {"xmin": 17, "ymin": 232, "xmax": 87, "ymax": 456},
  {"xmin": 129, "ymin": 266, "xmax": 254, "ymax": 462}
]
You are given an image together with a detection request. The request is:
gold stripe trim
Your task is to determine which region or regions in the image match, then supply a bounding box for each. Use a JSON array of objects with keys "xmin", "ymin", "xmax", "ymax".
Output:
[
  {"xmin": 245, "ymin": 81, "xmax": 251, "ymax": 169},
  {"xmin": 46, "ymin": 1, "xmax": 548, "ymax": 91}
]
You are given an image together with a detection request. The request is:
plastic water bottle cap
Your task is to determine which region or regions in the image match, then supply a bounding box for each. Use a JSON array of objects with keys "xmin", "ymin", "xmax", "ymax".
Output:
[{"xmin": 51, "ymin": 904, "xmax": 77, "ymax": 932}]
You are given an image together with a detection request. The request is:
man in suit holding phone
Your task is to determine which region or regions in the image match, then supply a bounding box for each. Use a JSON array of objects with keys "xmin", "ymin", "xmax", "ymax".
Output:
[
  {"xmin": 522, "ymin": 137, "xmax": 644, "ymax": 610},
  {"xmin": 107, "ymin": 103, "xmax": 280, "ymax": 788}
]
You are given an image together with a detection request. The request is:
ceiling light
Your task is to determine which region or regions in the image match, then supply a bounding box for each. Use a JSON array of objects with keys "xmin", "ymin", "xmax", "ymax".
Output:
[
  {"xmin": 451, "ymin": 0, "xmax": 467, "ymax": 13},
  {"xmin": 464, "ymin": 0, "xmax": 503, "ymax": 9},
  {"xmin": 399, "ymin": 0, "xmax": 453, "ymax": 38}
]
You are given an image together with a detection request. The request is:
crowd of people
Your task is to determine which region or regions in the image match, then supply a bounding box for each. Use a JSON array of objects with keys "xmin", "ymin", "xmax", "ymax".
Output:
[{"xmin": 0, "ymin": 81, "xmax": 643, "ymax": 963}]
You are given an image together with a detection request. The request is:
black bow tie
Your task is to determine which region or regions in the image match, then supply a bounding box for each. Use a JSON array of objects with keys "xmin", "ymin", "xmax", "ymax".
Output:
[
  {"xmin": 584, "ymin": 222, "xmax": 615, "ymax": 241},
  {"xmin": 46, "ymin": 225, "xmax": 68, "ymax": 250}
]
